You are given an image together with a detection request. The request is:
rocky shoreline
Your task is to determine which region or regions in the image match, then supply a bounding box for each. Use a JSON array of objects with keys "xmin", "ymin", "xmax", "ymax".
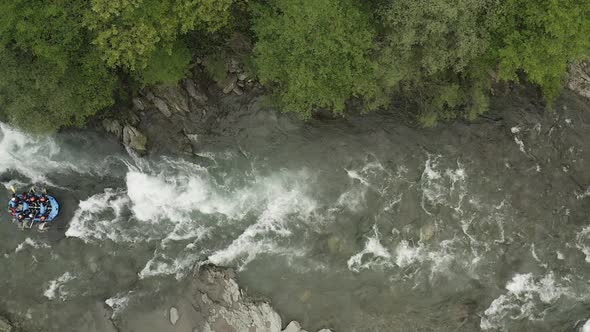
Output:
[
  {"xmin": 2, "ymin": 60, "xmax": 586, "ymax": 332},
  {"xmin": 0, "ymin": 265, "xmax": 332, "ymax": 332},
  {"xmin": 109, "ymin": 265, "xmax": 332, "ymax": 332}
]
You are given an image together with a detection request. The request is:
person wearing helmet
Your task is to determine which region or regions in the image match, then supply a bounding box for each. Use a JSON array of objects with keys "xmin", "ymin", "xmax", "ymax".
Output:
[
  {"xmin": 16, "ymin": 212, "xmax": 25, "ymax": 222},
  {"xmin": 10, "ymin": 195, "xmax": 20, "ymax": 206}
]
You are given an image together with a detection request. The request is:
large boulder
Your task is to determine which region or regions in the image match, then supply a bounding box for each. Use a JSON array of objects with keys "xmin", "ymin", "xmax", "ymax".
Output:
[
  {"xmin": 122, "ymin": 125, "xmax": 147, "ymax": 152},
  {"xmin": 566, "ymin": 61, "xmax": 590, "ymax": 99},
  {"xmin": 194, "ymin": 266, "xmax": 282, "ymax": 332}
]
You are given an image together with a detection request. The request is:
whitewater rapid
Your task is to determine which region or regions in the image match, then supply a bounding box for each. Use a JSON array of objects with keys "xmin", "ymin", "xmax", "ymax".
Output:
[{"xmin": 1, "ymin": 109, "xmax": 590, "ymax": 332}]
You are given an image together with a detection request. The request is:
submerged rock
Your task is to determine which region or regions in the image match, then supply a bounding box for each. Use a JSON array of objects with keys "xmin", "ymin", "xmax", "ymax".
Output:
[{"xmin": 169, "ymin": 307, "xmax": 179, "ymax": 325}]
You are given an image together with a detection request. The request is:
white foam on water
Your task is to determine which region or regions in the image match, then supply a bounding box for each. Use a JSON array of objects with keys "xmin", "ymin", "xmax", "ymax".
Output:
[
  {"xmin": 14, "ymin": 238, "xmax": 50, "ymax": 253},
  {"xmin": 336, "ymin": 186, "xmax": 366, "ymax": 212},
  {"xmin": 514, "ymin": 136, "xmax": 526, "ymax": 154},
  {"xmin": 347, "ymin": 225, "xmax": 392, "ymax": 272},
  {"xmin": 0, "ymin": 123, "xmax": 61, "ymax": 183},
  {"xmin": 394, "ymin": 240, "xmax": 424, "ymax": 268},
  {"xmin": 0, "ymin": 122, "xmax": 116, "ymax": 184},
  {"xmin": 208, "ymin": 171, "xmax": 318, "ymax": 267},
  {"xmin": 43, "ymin": 272, "xmax": 76, "ymax": 301},
  {"xmin": 139, "ymin": 253, "xmax": 201, "ymax": 279},
  {"xmin": 575, "ymin": 225, "xmax": 590, "ymax": 263},
  {"xmin": 420, "ymin": 156, "xmax": 468, "ymax": 215},
  {"xmin": 105, "ymin": 291, "xmax": 133, "ymax": 318},
  {"xmin": 65, "ymin": 189, "xmax": 131, "ymax": 242},
  {"xmin": 582, "ymin": 320, "xmax": 590, "ymax": 332},
  {"xmin": 576, "ymin": 186, "xmax": 590, "ymax": 200},
  {"xmin": 480, "ymin": 272, "xmax": 572, "ymax": 330}
]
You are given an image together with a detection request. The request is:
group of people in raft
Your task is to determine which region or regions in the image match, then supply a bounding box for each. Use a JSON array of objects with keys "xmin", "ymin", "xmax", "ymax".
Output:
[{"xmin": 7, "ymin": 191, "xmax": 52, "ymax": 223}]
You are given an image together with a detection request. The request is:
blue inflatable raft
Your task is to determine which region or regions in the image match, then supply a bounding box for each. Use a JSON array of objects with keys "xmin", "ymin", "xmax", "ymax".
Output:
[{"xmin": 8, "ymin": 192, "xmax": 60, "ymax": 226}]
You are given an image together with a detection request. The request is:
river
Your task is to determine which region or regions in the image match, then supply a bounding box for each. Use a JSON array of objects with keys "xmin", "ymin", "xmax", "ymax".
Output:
[{"xmin": 1, "ymin": 90, "xmax": 590, "ymax": 332}]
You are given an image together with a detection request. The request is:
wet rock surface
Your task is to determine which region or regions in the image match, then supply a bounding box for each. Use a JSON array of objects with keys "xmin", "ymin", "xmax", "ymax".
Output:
[
  {"xmin": 0, "ymin": 317, "xmax": 13, "ymax": 332},
  {"xmin": 7, "ymin": 67, "xmax": 590, "ymax": 332},
  {"xmin": 98, "ymin": 265, "xmax": 330, "ymax": 332}
]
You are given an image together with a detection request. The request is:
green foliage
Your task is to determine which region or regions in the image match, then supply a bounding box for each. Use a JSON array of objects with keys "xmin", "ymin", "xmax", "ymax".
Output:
[
  {"xmin": 203, "ymin": 54, "xmax": 230, "ymax": 87},
  {"xmin": 253, "ymin": 0, "xmax": 380, "ymax": 118},
  {"xmin": 85, "ymin": 0, "xmax": 234, "ymax": 71},
  {"xmin": 139, "ymin": 41, "xmax": 192, "ymax": 86},
  {"xmin": 0, "ymin": 0, "xmax": 115, "ymax": 132},
  {"xmin": 383, "ymin": 0, "xmax": 498, "ymax": 76},
  {"xmin": 379, "ymin": 0, "xmax": 498, "ymax": 124},
  {"xmin": 0, "ymin": 48, "xmax": 116, "ymax": 132},
  {"xmin": 496, "ymin": 0, "xmax": 590, "ymax": 102},
  {"xmin": 1, "ymin": 0, "xmax": 590, "ymax": 132}
]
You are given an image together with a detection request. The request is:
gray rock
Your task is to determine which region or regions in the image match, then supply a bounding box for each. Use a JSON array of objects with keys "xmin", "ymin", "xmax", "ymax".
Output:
[
  {"xmin": 317, "ymin": 329, "xmax": 333, "ymax": 332},
  {"xmin": 194, "ymin": 266, "xmax": 282, "ymax": 332},
  {"xmin": 144, "ymin": 91, "xmax": 155, "ymax": 101},
  {"xmin": 236, "ymin": 80, "xmax": 245, "ymax": 88},
  {"xmin": 0, "ymin": 317, "xmax": 12, "ymax": 332},
  {"xmin": 567, "ymin": 61, "xmax": 590, "ymax": 99},
  {"xmin": 127, "ymin": 112, "xmax": 140, "ymax": 125},
  {"xmin": 102, "ymin": 119, "xmax": 122, "ymax": 140},
  {"xmin": 132, "ymin": 97, "xmax": 146, "ymax": 111},
  {"xmin": 283, "ymin": 321, "xmax": 307, "ymax": 332},
  {"xmin": 152, "ymin": 86, "xmax": 190, "ymax": 114},
  {"xmin": 169, "ymin": 307, "xmax": 180, "ymax": 325},
  {"xmin": 237, "ymin": 73, "xmax": 248, "ymax": 81},
  {"xmin": 232, "ymin": 86, "xmax": 244, "ymax": 96},
  {"xmin": 223, "ymin": 74, "xmax": 238, "ymax": 94},
  {"xmin": 122, "ymin": 125, "xmax": 147, "ymax": 152},
  {"xmin": 183, "ymin": 79, "xmax": 208, "ymax": 106},
  {"xmin": 228, "ymin": 59, "xmax": 240, "ymax": 73},
  {"xmin": 152, "ymin": 97, "xmax": 172, "ymax": 118}
]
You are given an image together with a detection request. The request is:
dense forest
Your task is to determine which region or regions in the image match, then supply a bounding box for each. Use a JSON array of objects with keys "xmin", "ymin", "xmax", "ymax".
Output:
[{"xmin": 1, "ymin": 0, "xmax": 589, "ymax": 131}]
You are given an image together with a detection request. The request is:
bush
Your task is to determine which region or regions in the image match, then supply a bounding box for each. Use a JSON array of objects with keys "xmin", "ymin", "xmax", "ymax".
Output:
[
  {"xmin": 139, "ymin": 41, "xmax": 192, "ymax": 86},
  {"xmin": 253, "ymin": 0, "xmax": 381, "ymax": 118}
]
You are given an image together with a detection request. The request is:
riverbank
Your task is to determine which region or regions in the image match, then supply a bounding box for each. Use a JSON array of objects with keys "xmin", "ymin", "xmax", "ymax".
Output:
[
  {"xmin": 0, "ymin": 265, "xmax": 332, "ymax": 332},
  {"xmin": 1, "ymin": 62, "xmax": 590, "ymax": 332}
]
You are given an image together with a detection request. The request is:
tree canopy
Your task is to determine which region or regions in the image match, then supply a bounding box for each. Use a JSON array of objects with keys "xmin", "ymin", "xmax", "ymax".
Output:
[
  {"xmin": 0, "ymin": 0, "xmax": 116, "ymax": 132},
  {"xmin": 495, "ymin": 0, "xmax": 590, "ymax": 101},
  {"xmin": 1, "ymin": 0, "xmax": 589, "ymax": 131},
  {"xmin": 253, "ymin": 0, "xmax": 381, "ymax": 118}
]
